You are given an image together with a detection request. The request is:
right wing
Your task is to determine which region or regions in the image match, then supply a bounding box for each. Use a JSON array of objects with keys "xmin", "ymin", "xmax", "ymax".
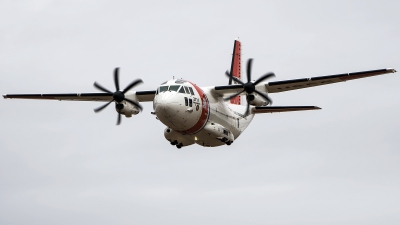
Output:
[
  {"xmin": 2, "ymin": 91, "xmax": 156, "ymax": 102},
  {"xmin": 266, "ymin": 68, "xmax": 396, "ymax": 93}
]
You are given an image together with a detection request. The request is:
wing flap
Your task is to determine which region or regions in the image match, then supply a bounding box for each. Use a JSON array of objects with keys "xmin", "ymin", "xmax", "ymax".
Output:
[
  {"xmin": 253, "ymin": 106, "xmax": 321, "ymax": 114},
  {"xmin": 266, "ymin": 68, "xmax": 396, "ymax": 93}
]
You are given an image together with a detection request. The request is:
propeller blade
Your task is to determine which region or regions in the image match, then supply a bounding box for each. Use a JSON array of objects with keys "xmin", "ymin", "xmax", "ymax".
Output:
[
  {"xmin": 246, "ymin": 58, "xmax": 253, "ymax": 83},
  {"xmin": 223, "ymin": 90, "xmax": 244, "ymax": 101},
  {"xmin": 114, "ymin": 67, "xmax": 120, "ymax": 91},
  {"xmin": 225, "ymin": 70, "xmax": 231, "ymax": 79},
  {"xmin": 225, "ymin": 70, "xmax": 245, "ymax": 85},
  {"xmin": 122, "ymin": 79, "xmax": 143, "ymax": 94},
  {"xmin": 94, "ymin": 82, "xmax": 113, "ymax": 93},
  {"xmin": 94, "ymin": 100, "xmax": 113, "ymax": 113},
  {"xmin": 254, "ymin": 89, "xmax": 273, "ymax": 105},
  {"xmin": 227, "ymin": 70, "xmax": 232, "ymax": 85},
  {"xmin": 225, "ymin": 71, "xmax": 245, "ymax": 85},
  {"xmin": 117, "ymin": 111, "xmax": 121, "ymax": 125},
  {"xmin": 244, "ymin": 102, "xmax": 250, "ymax": 117},
  {"xmin": 253, "ymin": 72, "xmax": 275, "ymax": 85},
  {"xmin": 124, "ymin": 98, "xmax": 143, "ymax": 111}
]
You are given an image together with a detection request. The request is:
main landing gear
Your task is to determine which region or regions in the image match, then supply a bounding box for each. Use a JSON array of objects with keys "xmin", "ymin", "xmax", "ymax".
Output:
[
  {"xmin": 170, "ymin": 140, "xmax": 183, "ymax": 149},
  {"xmin": 218, "ymin": 137, "xmax": 233, "ymax": 146}
]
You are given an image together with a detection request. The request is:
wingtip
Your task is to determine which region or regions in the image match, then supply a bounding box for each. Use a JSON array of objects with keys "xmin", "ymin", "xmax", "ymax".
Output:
[
  {"xmin": 3, "ymin": 95, "xmax": 7, "ymax": 99},
  {"xmin": 387, "ymin": 68, "xmax": 397, "ymax": 73},
  {"xmin": 315, "ymin": 106, "xmax": 322, "ymax": 110}
]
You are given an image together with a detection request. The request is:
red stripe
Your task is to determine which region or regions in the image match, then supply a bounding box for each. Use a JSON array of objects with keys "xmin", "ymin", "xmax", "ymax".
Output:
[
  {"xmin": 180, "ymin": 82, "xmax": 209, "ymax": 135},
  {"xmin": 230, "ymin": 40, "xmax": 241, "ymax": 105}
]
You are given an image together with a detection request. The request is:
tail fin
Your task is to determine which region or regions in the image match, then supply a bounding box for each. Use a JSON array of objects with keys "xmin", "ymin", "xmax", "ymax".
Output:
[{"xmin": 229, "ymin": 39, "xmax": 242, "ymax": 105}]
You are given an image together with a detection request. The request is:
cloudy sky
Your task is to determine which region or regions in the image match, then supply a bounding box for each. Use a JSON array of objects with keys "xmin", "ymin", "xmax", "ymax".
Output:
[{"xmin": 1, "ymin": 0, "xmax": 400, "ymax": 224}]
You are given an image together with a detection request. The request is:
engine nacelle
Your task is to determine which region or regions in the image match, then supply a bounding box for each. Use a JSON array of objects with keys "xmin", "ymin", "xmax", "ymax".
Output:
[
  {"xmin": 164, "ymin": 128, "xmax": 195, "ymax": 148},
  {"xmin": 246, "ymin": 94, "xmax": 269, "ymax": 106},
  {"xmin": 197, "ymin": 122, "xmax": 234, "ymax": 145},
  {"xmin": 115, "ymin": 101, "xmax": 140, "ymax": 117}
]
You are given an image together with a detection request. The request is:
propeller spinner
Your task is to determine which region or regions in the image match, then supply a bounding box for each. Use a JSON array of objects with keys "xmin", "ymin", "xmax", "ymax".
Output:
[
  {"xmin": 93, "ymin": 68, "xmax": 143, "ymax": 125},
  {"xmin": 225, "ymin": 59, "xmax": 275, "ymax": 116}
]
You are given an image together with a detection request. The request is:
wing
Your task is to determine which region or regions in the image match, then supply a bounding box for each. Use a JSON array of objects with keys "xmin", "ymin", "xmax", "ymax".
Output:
[
  {"xmin": 212, "ymin": 68, "xmax": 396, "ymax": 97},
  {"xmin": 3, "ymin": 91, "xmax": 156, "ymax": 102},
  {"xmin": 266, "ymin": 68, "xmax": 396, "ymax": 93},
  {"xmin": 253, "ymin": 106, "xmax": 321, "ymax": 114}
]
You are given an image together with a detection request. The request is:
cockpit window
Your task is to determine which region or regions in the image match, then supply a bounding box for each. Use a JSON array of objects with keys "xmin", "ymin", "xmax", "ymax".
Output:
[
  {"xmin": 188, "ymin": 87, "xmax": 195, "ymax": 95},
  {"xmin": 184, "ymin": 86, "xmax": 190, "ymax": 94},
  {"xmin": 159, "ymin": 86, "xmax": 168, "ymax": 92},
  {"xmin": 178, "ymin": 86, "xmax": 186, "ymax": 93},
  {"xmin": 169, "ymin": 85, "xmax": 180, "ymax": 92}
]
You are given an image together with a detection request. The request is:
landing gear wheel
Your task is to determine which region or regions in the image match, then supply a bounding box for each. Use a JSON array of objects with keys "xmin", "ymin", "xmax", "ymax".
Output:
[{"xmin": 176, "ymin": 143, "xmax": 183, "ymax": 149}]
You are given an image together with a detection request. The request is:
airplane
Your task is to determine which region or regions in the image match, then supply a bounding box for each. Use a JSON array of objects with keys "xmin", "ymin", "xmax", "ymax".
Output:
[{"xmin": 3, "ymin": 39, "xmax": 397, "ymax": 148}]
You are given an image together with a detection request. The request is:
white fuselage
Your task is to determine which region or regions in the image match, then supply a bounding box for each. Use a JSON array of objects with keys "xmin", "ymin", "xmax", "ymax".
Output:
[{"xmin": 153, "ymin": 79, "xmax": 253, "ymax": 147}]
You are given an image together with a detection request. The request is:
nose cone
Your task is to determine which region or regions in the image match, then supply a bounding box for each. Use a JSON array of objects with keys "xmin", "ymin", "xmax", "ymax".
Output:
[{"xmin": 155, "ymin": 92, "xmax": 188, "ymax": 130}]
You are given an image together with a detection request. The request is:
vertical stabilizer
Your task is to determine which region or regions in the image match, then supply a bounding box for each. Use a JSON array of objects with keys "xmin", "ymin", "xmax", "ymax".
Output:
[{"xmin": 229, "ymin": 39, "xmax": 241, "ymax": 105}]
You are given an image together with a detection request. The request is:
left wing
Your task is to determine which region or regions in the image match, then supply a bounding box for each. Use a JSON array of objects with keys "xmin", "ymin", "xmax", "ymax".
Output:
[
  {"xmin": 253, "ymin": 106, "xmax": 321, "ymax": 114},
  {"xmin": 266, "ymin": 68, "xmax": 396, "ymax": 93},
  {"xmin": 2, "ymin": 91, "xmax": 156, "ymax": 102},
  {"xmin": 212, "ymin": 68, "xmax": 396, "ymax": 97}
]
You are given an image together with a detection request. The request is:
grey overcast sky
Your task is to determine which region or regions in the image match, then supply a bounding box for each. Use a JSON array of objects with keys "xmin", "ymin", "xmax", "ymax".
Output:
[{"xmin": 1, "ymin": 0, "xmax": 400, "ymax": 224}]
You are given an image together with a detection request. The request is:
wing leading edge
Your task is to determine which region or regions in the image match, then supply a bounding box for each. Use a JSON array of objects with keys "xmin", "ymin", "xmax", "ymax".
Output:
[{"xmin": 266, "ymin": 68, "xmax": 396, "ymax": 93}]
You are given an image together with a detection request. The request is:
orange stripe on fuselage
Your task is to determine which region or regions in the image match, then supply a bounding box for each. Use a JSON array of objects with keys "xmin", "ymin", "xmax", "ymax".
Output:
[{"xmin": 179, "ymin": 82, "xmax": 209, "ymax": 135}]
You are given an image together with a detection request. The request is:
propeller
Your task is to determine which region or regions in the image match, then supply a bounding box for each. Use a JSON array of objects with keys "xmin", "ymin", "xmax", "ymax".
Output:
[
  {"xmin": 93, "ymin": 67, "xmax": 143, "ymax": 125},
  {"xmin": 224, "ymin": 58, "xmax": 275, "ymax": 116}
]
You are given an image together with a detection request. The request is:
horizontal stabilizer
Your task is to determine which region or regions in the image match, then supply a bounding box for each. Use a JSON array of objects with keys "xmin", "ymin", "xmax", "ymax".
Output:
[{"xmin": 253, "ymin": 106, "xmax": 321, "ymax": 114}]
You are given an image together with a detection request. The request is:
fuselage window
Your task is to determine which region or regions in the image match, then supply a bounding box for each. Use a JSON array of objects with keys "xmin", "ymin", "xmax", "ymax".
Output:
[
  {"xmin": 189, "ymin": 98, "xmax": 192, "ymax": 107},
  {"xmin": 169, "ymin": 85, "xmax": 180, "ymax": 92},
  {"xmin": 188, "ymin": 87, "xmax": 195, "ymax": 95},
  {"xmin": 178, "ymin": 86, "xmax": 186, "ymax": 93},
  {"xmin": 184, "ymin": 97, "xmax": 188, "ymax": 106},
  {"xmin": 159, "ymin": 86, "xmax": 168, "ymax": 92}
]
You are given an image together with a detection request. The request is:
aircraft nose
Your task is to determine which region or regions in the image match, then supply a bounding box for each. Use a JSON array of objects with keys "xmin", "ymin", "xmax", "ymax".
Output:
[
  {"xmin": 155, "ymin": 99, "xmax": 174, "ymax": 119},
  {"xmin": 155, "ymin": 93, "xmax": 176, "ymax": 118},
  {"xmin": 155, "ymin": 92, "xmax": 187, "ymax": 130}
]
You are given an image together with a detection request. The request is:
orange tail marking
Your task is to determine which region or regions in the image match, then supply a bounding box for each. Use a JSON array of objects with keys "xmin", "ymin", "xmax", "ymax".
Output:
[{"xmin": 230, "ymin": 39, "xmax": 241, "ymax": 105}]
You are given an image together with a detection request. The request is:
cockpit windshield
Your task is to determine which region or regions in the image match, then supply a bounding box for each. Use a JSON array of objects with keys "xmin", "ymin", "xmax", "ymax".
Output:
[
  {"xmin": 169, "ymin": 85, "xmax": 180, "ymax": 92},
  {"xmin": 158, "ymin": 85, "xmax": 188, "ymax": 94},
  {"xmin": 159, "ymin": 86, "xmax": 168, "ymax": 93}
]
